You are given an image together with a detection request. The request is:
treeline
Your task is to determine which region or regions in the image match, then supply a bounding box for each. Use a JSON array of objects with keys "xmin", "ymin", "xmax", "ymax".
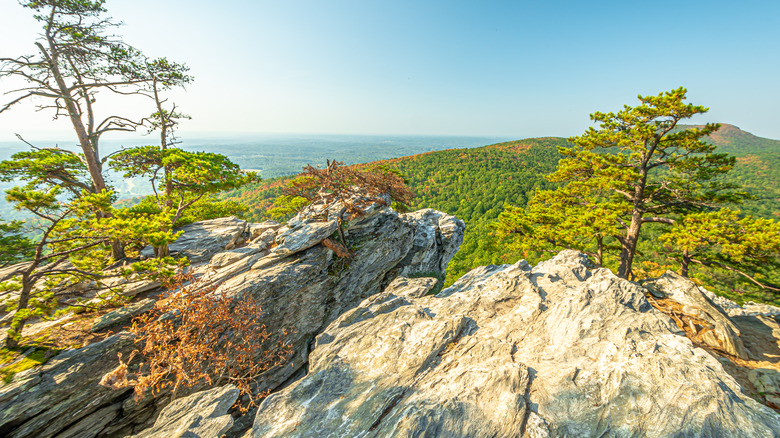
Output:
[{"xmin": 225, "ymin": 125, "xmax": 780, "ymax": 304}]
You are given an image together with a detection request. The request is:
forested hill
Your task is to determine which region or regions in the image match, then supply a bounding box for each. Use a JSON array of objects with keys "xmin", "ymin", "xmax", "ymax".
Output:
[
  {"xmin": 700, "ymin": 124, "xmax": 780, "ymax": 219},
  {"xmin": 686, "ymin": 123, "xmax": 780, "ymax": 155},
  {"xmin": 224, "ymin": 137, "xmax": 567, "ymax": 280},
  {"xmin": 223, "ymin": 126, "xmax": 780, "ymax": 285}
]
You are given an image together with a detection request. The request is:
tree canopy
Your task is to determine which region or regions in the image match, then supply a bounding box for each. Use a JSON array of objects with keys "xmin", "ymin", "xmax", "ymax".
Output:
[{"xmin": 499, "ymin": 87, "xmax": 748, "ymax": 279}]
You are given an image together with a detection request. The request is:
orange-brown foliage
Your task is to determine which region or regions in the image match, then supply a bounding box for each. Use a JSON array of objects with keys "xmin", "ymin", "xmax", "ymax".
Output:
[
  {"xmin": 284, "ymin": 160, "xmax": 414, "ymax": 219},
  {"xmin": 102, "ymin": 273, "xmax": 293, "ymax": 411}
]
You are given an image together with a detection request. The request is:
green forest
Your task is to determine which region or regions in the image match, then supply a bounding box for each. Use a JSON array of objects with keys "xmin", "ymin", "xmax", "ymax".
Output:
[{"xmin": 224, "ymin": 123, "xmax": 780, "ymax": 304}]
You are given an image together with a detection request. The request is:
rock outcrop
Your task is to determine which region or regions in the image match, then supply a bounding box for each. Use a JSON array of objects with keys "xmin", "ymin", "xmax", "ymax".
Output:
[
  {"xmin": 6, "ymin": 203, "xmax": 780, "ymax": 438},
  {"xmin": 128, "ymin": 385, "xmax": 239, "ymax": 438},
  {"xmin": 91, "ymin": 298, "xmax": 155, "ymax": 333},
  {"xmin": 211, "ymin": 206, "xmax": 466, "ymax": 395},
  {"xmin": 0, "ymin": 334, "xmax": 135, "ymax": 438},
  {"xmin": 0, "ymin": 206, "xmax": 465, "ymax": 438},
  {"xmin": 140, "ymin": 216, "xmax": 249, "ymax": 262},
  {"xmin": 251, "ymin": 251, "xmax": 780, "ymax": 437},
  {"xmin": 645, "ymin": 271, "xmax": 750, "ymax": 359}
]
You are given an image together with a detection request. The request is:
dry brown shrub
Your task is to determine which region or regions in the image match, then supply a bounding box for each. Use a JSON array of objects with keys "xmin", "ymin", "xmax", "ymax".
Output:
[
  {"xmin": 101, "ymin": 273, "xmax": 293, "ymax": 411},
  {"xmin": 283, "ymin": 159, "xmax": 414, "ymax": 256},
  {"xmin": 284, "ymin": 160, "xmax": 413, "ymax": 220}
]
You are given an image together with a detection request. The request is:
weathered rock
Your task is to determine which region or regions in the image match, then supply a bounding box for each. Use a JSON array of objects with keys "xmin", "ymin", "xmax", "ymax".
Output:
[
  {"xmin": 0, "ymin": 333, "xmax": 135, "ymax": 438},
  {"xmin": 249, "ymin": 221, "xmax": 282, "ymax": 240},
  {"xmin": 749, "ymin": 368, "xmax": 780, "ymax": 406},
  {"xmin": 257, "ymin": 229, "xmax": 276, "ymax": 246},
  {"xmin": 741, "ymin": 302, "xmax": 780, "ymax": 318},
  {"xmin": 91, "ymin": 298, "xmax": 155, "ymax": 332},
  {"xmin": 397, "ymin": 208, "xmax": 466, "ymax": 278},
  {"xmin": 128, "ymin": 385, "xmax": 239, "ymax": 438},
  {"xmin": 214, "ymin": 207, "xmax": 464, "ymax": 397},
  {"xmin": 252, "ymin": 251, "xmax": 780, "ymax": 437},
  {"xmin": 210, "ymin": 246, "xmax": 267, "ymax": 269},
  {"xmin": 141, "ymin": 216, "xmax": 247, "ymax": 262},
  {"xmin": 383, "ymin": 276, "xmax": 439, "ymax": 299},
  {"xmin": 272, "ymin": 219, "xmax": 338, "ymax": 256},
  {"xmin": 696, "ymin": 287, "xmax": 780, "ymax": 318},
  {"xmin": 645, "ymin": 271, "xmax": 750, "ymax": 359}
]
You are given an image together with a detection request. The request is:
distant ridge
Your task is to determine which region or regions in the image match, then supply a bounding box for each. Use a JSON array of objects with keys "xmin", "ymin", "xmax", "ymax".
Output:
[{"xmin": 681, "ymin": 123, "xmax": 780, "ymax": 155}]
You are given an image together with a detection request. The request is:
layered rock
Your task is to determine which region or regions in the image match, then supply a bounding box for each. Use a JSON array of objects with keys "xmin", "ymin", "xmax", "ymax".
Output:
[
  {"xmin": 0, "ymin": 334, "xmax": 135, "ymax": 438},
  {"xmin": 645, "ymin": 271, "xmax": 750, "ymax": 359},
  {"xmin": 212, "ymin": 206, "xmax": 466, "ymax": 395},
  {"xmin": 140, "ymin": 216, "xmax": 249, "ymax": 262},
  {"xmin": 251, "ymin": 251, "xmax": 780, "ymax": 437},
  {"xmin": 128, "ymin": 385, "xmax": 239, "ymax": 438},
  {"xmin": 0, "ymin": 206, "xmax": 464, "ymax": 438}
]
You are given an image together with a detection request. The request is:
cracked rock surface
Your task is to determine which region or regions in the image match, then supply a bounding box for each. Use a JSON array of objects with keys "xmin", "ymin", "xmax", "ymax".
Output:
[
  {"xmin": 0, "ymin": 207, "xmax": 464, "ymax": 438},
  {"xmin": 251, "ymin": 250, "xmax": 780, "ymax": 437}
]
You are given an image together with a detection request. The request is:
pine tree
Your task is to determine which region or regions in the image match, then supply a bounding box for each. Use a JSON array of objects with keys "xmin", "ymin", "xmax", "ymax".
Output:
[{"xmin": 553, "ymin": 87, "xmax": 745, "ymax": 278}]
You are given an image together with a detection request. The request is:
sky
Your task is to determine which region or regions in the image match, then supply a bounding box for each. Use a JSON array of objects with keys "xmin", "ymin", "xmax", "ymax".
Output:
[{"xmin": 0, "ymin": 0, "xmax": 779, "ymax": 142}]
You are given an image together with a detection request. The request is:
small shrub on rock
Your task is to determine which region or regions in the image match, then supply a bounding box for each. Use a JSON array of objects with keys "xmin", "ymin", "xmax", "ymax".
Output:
[{"xmin": 100, "ymin": 273, "xmax": 293, "ymax": 411}]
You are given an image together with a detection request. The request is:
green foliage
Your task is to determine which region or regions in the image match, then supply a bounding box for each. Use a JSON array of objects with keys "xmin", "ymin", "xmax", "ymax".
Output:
[
  {"xmin": 224, "ymin": 138, "xmax": 563, "ymax": 282},
  {"xmin": 109, "ymin": 146, "xmax": 258, "ymax": 225},
  {"xmin": 659, "ymin": 209, "xmax": 780, "ymax": 302},
  {"xmin": 0, "ymin": 220, "xmax": 34, "ymax": 268},
  {"xmin": 109, "ymin": 146, "xmax": 257, "ymax": 257},
  {"xmin": 0, "ymin": 345, "xmax": 60, "ymax": 384},
  {"xmin": 222, "ymin": 120, "xmax": 780, "ymax": 301},
  {"xmin": 545, "ymin": 87, "xmax": 746, "ymax": 278},
  {"xmin": 495, "ymin": 182, "xmax": 627, "ymax": 268},
  {"xmin": 110, "ymin": 146, "xmax": 257, "ymax": 196},
  {"xmin": 267, "ymin": 194, "xmax": 309, "ymax": 221},
  {"xmin": 0, "ymin": 186, "xmax": 183, "ymax": 347},
  {"xmin": 0, "ymin": 148, "xmax": 92, "ymax": 198}
]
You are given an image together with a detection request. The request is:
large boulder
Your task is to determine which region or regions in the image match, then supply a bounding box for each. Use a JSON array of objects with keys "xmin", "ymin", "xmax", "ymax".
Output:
[
  {"xmin": 251, "ymin": 250, "xmax": 780, "ymax": 437},
  {"xmin": 141, "ymin": 216, "xmax": 248, "ymax": 263},
  {"xmin": 0, "ymin": 334, "xmax": 135, "ymax": 438},
  {"xmin": 128, "ymin": 385, "xmax": 239, "ymax": 438},
  {"xmin": 644, "ymin": 271, "xmax": 750, "ymax": 359}
]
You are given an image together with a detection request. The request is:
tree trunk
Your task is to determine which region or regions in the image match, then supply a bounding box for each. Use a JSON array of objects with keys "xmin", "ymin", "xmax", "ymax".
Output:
[
  {"xmin": 5, "ymin": 274, "xmax": 32, "ymax": 348},
  {"xmin": 39, "ymin": 41, "xmax": 107, "ymax": 193},
  {"xmin": 154, "ymin": 243, "xmax": 170, "ymax": 258},
  {"xmin": 681, "ymin": 250, "xmax": 690, "ymax": 277},
  {"xmin": 154, "ymin": 79, "xmax": 174, "ymax": 207},
  {"xmin": 111, "ymin": 239, "xmax": 126, "ymax": 261},
  {"xmin": 617, "ymin": 210, "xmax": 643, "ymax": 279},
  {"xmin": 596, "ymin": 235, "xmax": 604, "ymax": 267}
]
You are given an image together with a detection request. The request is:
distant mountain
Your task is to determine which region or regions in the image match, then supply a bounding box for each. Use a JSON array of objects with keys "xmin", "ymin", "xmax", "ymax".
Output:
[
  {"xmin": 690, "ymin": 123, "xmax": 780, "ymax": 156},
  {"xmin": 695, "ymin": 124, "xmax": 780, "ymax": 219}
]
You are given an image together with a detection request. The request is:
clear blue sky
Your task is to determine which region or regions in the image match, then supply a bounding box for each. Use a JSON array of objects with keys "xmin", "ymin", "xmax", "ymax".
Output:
[{"xmin": 1, "ymin": 0, "xmax": 779, "ymax": 140}]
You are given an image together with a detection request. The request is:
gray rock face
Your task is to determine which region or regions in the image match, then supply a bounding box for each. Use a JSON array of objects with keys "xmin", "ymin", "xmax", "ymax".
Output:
[
  {"xmin": 128, "ymin": 385, "xmax": 239, "ymax": 438},
  {"xmin": 252, "ymin": 250, "xmax": 780, "ymax": 438},
  {"xmin": 0, "ymin": 333, "xmax": 135, "ymax": 438},
  {"xmin": 0, "ymin": 207, "xmax": 464, "ymax": 438},
  {"xmin": 248, "ymin": 220, "xmax": 282, "ymax": 240},
  {"xmin": 91, "ymin": 298, "xmax": 155, "ymax": 333},
  {"xmin": 397, "ymin": 208, "xmax": 466, "ymax": 278},
  {"xmin": 272, "ymin": 219, "xmax": 339, "ymax": 256},
  {"xmin": 141, "ymin": 216, "xmax": 248, "ymax": 263},
  {"xmin": 214, "ymin": 207, "xmax": 465, "ymax": 396},
  {"xmin": 210, "ymin": 246, "xmax": 268, "ymax": 269},
  {"xmin": 383, "ymin": 276, "xmax": 439, "ymax": 299},
  {"xmin": 645, "ymin": 271, "xmax": 750, "ymax": 359}
]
